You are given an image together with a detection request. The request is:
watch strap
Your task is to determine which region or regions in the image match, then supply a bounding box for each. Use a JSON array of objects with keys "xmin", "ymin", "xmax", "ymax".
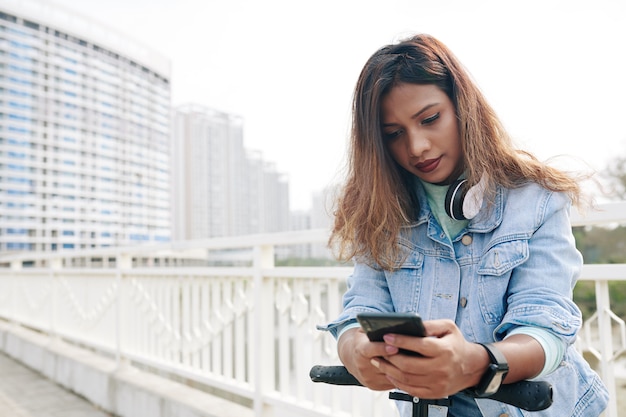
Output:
[
  {"xmin": 478, "ymin": 343, "xmax": 508, "ymax": 369},
  {"xmin": 473, "ymin": 342, "xmax": 509, "ymax": 397}
]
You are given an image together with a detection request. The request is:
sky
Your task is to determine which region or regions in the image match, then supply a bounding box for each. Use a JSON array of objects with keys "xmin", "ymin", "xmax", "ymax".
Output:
[{"xmin": 48, "ymin": 0, "xmax": 626, "ymax": 210}]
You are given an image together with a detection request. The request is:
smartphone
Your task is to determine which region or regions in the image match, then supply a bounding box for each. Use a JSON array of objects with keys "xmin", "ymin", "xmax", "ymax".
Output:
[{"xmin": 356, "ymin": 312, "xmax": 426, "ymax": 342}]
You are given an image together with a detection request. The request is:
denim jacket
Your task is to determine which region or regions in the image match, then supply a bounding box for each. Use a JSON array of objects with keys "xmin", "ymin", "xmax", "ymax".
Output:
[{"xmin": 320, "ymin": 182, "xmax": 608, "ymax": 417}]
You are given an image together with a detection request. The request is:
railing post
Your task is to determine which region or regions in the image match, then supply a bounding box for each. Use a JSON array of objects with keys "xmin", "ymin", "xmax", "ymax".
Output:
[
  {"xmin": 595, "ymin": 280, "xmax": 617, "ymax": 417},
  {"xmin": 253, "ymin": 243, "xmax": 275, "ymax": 417},
  {"xmin": 10, "ymin": 260, "xmax": 21, "ymax": 326},
  {"xmin": 116, "ymin": 252, "xmax": 132, "ymax": 369},
  {"xmin": 49, "ymin": 258, "xmax": 62, "ymax": 342}
]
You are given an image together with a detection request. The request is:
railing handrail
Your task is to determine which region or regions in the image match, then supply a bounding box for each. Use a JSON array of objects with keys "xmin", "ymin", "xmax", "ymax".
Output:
[
  {"xmin": 571, "ymin": 201, "xmax": 626, "ymax": 226},
  {"xmin": 1, "ymin": 201, "xmax": 624, "ymax": 265},
  {"xmin": 0, "ymin": 228, "xmax": 332, "ymax": 263}
]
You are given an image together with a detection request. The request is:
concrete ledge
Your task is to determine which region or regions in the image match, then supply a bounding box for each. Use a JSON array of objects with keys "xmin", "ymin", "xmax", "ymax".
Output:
[{"xmin": 0, "ymin": 321, "xmax": 254, "ymax": 417}]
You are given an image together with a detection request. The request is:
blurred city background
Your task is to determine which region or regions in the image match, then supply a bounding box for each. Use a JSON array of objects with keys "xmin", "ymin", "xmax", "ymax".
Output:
[{"xmin": 0, "ymin": 0, "xmax": 625, "ymax": 417}]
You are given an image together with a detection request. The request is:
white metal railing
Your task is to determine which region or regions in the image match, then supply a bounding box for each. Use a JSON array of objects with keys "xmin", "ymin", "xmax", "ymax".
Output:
[
  {"xmin": 0, "ymin": 202, "xmax": 624, "ymax": 417},
  {"xmin": 570, "ymin": 202, "xmax": 626, "ymax": 417}
]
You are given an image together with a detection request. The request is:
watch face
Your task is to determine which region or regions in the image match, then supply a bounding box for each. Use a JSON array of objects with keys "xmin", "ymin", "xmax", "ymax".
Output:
[
  {"xmin": 485, "ymin": 371, "xmax": 506, "ymax": 394},
  {"xmin": 477, "ymin": 363, "xmax": 507, "ymax": 396}
]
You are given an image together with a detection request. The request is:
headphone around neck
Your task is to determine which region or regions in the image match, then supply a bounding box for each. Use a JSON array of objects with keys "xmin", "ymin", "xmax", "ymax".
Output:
[{"xmin": 444, "ymin": 175, "xmax": 487, "ymax": 221}]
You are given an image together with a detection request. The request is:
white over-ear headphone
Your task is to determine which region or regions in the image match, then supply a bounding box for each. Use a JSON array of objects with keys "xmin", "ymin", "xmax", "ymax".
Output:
[{"xmin": 444, "ymin": 174, "xmax": 488, "ymax": 221}]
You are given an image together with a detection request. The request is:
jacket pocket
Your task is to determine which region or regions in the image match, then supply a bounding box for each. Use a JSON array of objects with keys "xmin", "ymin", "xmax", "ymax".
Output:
[
  {"xmin": 477, "ymin": 239, "xmax": 529, "ymax": 276},
  {"xmin": 477, "ymin": 239, "xmax": 529, "ymax": 324},
  {"xmin": 386, "ymin": 245, "xmax": 424, "ymax": 313}
]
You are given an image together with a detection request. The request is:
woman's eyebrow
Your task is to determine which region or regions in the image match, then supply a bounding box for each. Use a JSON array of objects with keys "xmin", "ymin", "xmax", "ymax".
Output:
[
  {"xmin": 382, "ymin": 103, "xmax": 439, "ymax": 127},
  {"xmin": 411, "ymin": 103, "xmax": 439, "ymax": 120}
]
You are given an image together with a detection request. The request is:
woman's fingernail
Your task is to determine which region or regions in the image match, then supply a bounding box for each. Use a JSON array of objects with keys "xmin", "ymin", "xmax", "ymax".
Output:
[
  {"xmin": 383, "ymin": 334, "xmax": 395, "ymax": 343},
  {"xmin": 370, "ymin": 358, "xmax": 380, "ymax": 368},
  {"xmin": 385, "ymin": 345, "xmax": 398, "ymax": 354}
]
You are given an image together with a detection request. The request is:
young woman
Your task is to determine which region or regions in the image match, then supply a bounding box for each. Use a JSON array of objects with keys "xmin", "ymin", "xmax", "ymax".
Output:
[{"xmin": 320, "ymin": 34, "xmax": 608, "ymax": 416}]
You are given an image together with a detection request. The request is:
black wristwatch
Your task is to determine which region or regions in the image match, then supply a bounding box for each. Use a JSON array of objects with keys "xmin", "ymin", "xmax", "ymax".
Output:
[{"xmin": 473, "ymin": 343, "xmax": 509, "ymax": 397}]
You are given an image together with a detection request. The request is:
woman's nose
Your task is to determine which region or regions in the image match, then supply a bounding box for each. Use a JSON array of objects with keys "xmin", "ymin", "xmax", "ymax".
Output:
[{"xmin": 406, "ymin": 131, "xmax": 430, "ymax": 157}]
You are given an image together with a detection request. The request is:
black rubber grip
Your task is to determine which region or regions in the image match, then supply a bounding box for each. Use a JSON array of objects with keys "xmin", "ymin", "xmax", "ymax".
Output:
[
  {"xmin": 310, "ymin": 365, "xmax": 552, "ymax": 411},
  {"xmin": 309, "ymin": 365, "xmax": 363, "ymax": 386},
  {"xmin": 477, "ymin": 379, "xmax": 553, "ymax": 411}
]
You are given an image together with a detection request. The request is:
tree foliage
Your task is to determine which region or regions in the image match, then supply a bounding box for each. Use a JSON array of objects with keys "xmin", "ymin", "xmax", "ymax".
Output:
[
  {"xmin": 573, "ymin": 225, "xmax": 626, "ymax": 319},
  {"xmin": 573, "ymin": 152, "xmax": 626, "ymax": 319},
  {"xmin": 604, "ymin": 155, "xmax": 626, "ymax": 199}
]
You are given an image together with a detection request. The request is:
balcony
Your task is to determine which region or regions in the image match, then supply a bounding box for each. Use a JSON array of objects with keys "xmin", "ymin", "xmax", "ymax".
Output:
[{"xmin": 0, "ymin": 201, "xmax": 624, "ymax": 417}]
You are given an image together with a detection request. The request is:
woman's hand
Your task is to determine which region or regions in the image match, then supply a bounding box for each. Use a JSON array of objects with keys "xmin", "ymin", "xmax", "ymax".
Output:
[
  {"xmin": 337, "ymin": 327, "xmax": 400, "ymax": 390},
  {"xmin": 339, "ymin": 319, "xmax": 545, "ymax": 398},
  {"xmin": 369, "ymin": 319, "xmax": 489, "ymax": 398}
]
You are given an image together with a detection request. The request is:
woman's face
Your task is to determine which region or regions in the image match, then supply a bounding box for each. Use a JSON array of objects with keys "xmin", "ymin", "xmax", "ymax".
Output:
[{"xmin": 381, "ymin": 83, "xmax": 462, "ymax": 185}]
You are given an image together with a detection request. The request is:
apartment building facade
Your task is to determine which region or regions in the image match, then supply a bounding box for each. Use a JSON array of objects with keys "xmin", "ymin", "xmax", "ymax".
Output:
[{"xmin": 0, "ymin": 0, "xmax": 171, "ymax": 252}]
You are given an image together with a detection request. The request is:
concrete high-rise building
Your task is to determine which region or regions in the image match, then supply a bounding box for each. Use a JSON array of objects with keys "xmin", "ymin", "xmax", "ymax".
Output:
[
  {"xmin": 246, "ymin": 153, "xmax": 290, "ymax": 234},
  {"xmin": 172, "ymin": 104, "xmax": 246, "ymax": 240},
  {"xmin": 172, "ymin": 105, "xmax": 289, "ymax": 240},
  {"xmin": 288, "ymin": 209, "xmax": 312, "ymax": 259},
  {"xmin": 0, "ymin": 0, "xmax": 172, "ymax": 252}
]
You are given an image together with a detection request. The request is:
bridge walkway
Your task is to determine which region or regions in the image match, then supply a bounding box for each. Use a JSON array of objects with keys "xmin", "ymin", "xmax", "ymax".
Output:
[{"xmin": 0, "ymin": 351, "xmax": 112, "ymax": 417}]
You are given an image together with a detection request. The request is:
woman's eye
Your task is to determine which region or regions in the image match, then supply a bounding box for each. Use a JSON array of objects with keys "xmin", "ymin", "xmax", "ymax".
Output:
[
  {"xmin": 383, "ymin": 130, "xmax": 402, "ymax": 141},
  {"xmin": 422, "ymin": 113, "xmax": 440, "ymax": 125}
]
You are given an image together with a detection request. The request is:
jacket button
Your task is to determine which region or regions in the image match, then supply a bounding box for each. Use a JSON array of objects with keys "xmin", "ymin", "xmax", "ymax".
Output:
[
  {"xmin": 499, "ymin": 414, "xmax": 509, "ymax": 417},
  {"xmin": 461, "ymin": 235, "xmax": 473, "ymax": 245},
  {"xmin": 460, "ymin": 297, "xmax": 467, "ymax": 307}
]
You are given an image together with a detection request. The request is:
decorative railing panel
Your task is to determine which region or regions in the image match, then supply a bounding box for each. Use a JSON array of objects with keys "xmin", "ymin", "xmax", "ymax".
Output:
[{"xmin": 0, "ymin": 202, "xmax": 624, "ymax": 417}]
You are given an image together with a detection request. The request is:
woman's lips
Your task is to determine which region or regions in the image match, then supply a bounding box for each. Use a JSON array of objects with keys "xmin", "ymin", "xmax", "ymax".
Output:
[{"xmin": 415, "ymin": 157, "xmax": 441, "ymax": 173}]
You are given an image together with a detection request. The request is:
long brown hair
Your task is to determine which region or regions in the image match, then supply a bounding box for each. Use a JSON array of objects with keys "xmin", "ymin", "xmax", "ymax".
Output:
[{"xmin": 330, "ymin": 34, "xmax": 583, "ymax": 270}]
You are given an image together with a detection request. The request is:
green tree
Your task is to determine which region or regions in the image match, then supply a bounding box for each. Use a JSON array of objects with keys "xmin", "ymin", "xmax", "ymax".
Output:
[
  {"xmin": 605, "ymin": 155, "xmax": 626, "ymax": 199},
  {"xmin": 573, "ymin": 152, "xmax": 626, "ymax": 320}
]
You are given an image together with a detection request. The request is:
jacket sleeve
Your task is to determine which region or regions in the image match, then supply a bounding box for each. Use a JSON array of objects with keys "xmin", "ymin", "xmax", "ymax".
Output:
[
  {"xmin": 495, "ymin": 190, "xmax": 583, "ymax": 345},
  {"xmin": 316, "ymin": 261, "xmax": 395, "ymax": 339}
]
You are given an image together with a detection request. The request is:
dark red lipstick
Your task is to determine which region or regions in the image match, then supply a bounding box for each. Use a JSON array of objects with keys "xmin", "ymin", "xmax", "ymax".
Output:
[{"xmin": 415, "ymin": 157, "xmax": 441, "ymax": 173}]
